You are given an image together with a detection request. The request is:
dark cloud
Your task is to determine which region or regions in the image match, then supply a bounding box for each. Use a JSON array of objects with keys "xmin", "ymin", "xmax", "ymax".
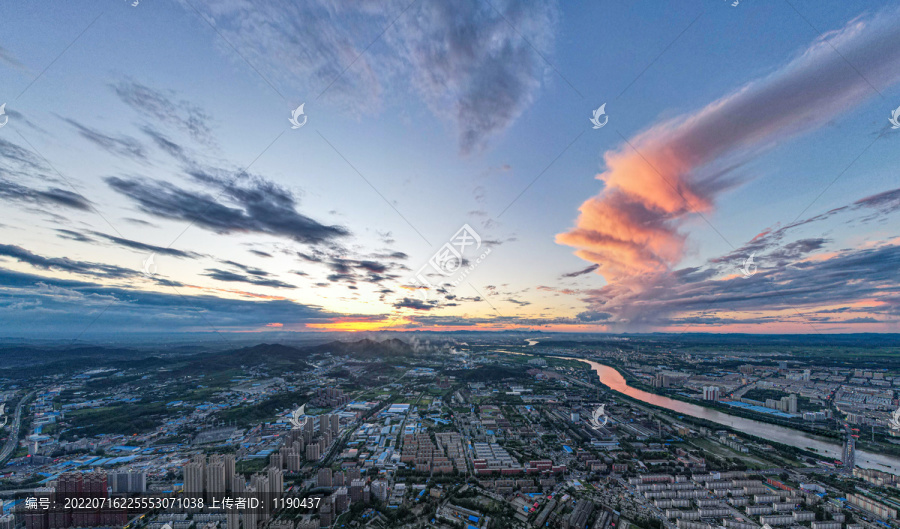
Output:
[
  {"xmin": 249, "ymin": 249, "xmax": 273, "ymax": 258},
  {"xmin": 105, "ymin": 174, "xmax": 349, "ymax": 244},
  {"xmin": 123, "ymin": 217, "xmax": 158, "ymax": 227},
  {"xmin": 62, "ymin": 118, "xmax": 146, "ymax": 160},
  {"xmin": 220, "ymin": 260, "xmax": 269, "ymax": 276},
  {"xmin": 32, "ymin": 188, "xmax": 92, "ymax": 211},
  {"xmin": 371, "ymin": 250, "xmax": 408, "ymax": 260},
  {"xmin": 576, "ymin": 310, "xmax": 612, "ymax": 322},
  {"xmin": 393, "ymin": 297, "xmax": 437, "ymax": 311},
  {"xmin": 0, "ymin": 139, "xmax": 92, "ymax": 211},
  {"xmin": 561, "ymin": 264, "xmax": 599, "ymax": 278},
  {"xmin": 505, "ymin": 298, "xmax": 531, "ymax": 307},
  {"xmin": 112, "ymin": 80, "xmax": 215, "ymax": 145},
  {"xmin": 577, "ymin": 242, "xmax": 900, "ymax": 330},
  {"xmin": 202, "ymin": 268, "xmax": 296, "ymax": 289},
  {"xmin": 140, "ymin": 126, "xmax": 192, "ymax": 164},
  {"xmin": 90, "ymin": 232, "xmax": 202, "ymax": 259},
  {"xmin": 55, "ymin": 229, "xmax": 94, "ymax": 243},
  {"xmin": 0, "ymin": 244, "xmax": 139, "ymax": 280},
  {"xmin": 0, "ymin": 268, "xmax": 339, "ymax": 337}
]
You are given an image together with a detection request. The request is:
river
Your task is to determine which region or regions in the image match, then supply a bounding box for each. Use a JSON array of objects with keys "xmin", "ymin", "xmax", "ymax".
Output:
[{"xmin": 511, "ymin": 351, "xmax": 899, "ymax": 475}]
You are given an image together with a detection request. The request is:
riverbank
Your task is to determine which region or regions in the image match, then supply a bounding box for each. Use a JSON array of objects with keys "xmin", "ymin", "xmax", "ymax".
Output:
[{"xmin": 499, "ymin": 349, "xmax": 900, "ymax": 475}]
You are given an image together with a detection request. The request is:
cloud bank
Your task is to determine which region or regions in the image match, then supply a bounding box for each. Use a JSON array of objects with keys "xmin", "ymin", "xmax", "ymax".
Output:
[{"xmin": 558, "ymin": 8, "xmax": 900, "ymax": 281}]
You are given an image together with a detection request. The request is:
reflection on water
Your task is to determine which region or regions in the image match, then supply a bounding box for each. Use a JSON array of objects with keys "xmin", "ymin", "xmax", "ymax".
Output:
[{"xmin": 506, "ymin": 350, "xmax": 898, "ymax": 475}]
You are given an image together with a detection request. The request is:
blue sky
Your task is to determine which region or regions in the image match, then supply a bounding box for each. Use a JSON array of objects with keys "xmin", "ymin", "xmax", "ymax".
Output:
[{"xmin": 1, "ymin": 0, "xmax": 899, "ymax": 336}]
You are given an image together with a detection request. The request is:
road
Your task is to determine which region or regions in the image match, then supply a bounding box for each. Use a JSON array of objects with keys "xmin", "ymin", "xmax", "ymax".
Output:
[{"xmin": 0, "ymin": 390, "xmax": 36, "ymax": 465}]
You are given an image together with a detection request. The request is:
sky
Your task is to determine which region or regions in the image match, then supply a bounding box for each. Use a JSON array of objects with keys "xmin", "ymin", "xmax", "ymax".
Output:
[{"xmin": 1, "ymin": 0, "xmax": 899, "ymax": 337}]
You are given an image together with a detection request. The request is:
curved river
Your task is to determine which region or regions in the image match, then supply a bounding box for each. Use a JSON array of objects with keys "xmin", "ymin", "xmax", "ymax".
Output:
[{"xmin": 527, "ymin": 352, "xmax": 899, "ymax": 475}]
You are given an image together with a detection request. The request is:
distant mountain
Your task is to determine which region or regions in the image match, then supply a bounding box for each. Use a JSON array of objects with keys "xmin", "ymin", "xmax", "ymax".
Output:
[{"xmin": 309, "ymin": 337, "xmax": 415, "ymax": 359}]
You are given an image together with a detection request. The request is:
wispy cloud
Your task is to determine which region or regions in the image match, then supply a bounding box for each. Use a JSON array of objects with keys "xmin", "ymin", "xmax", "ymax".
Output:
[
  {"xmin": 62, "ymin": 118, "xmax": 147, "ymax": 160},
  {"xmin": 112, "ymin": 80, "xmax": 217, "ymax": 146},
  {"xmin": 181, "ymin": 0, "xmax": 557, "ymax": 154}
]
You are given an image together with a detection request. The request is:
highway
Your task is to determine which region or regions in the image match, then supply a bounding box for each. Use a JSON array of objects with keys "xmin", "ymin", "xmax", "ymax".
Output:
[{"xmin": 0, "ymin": 390, "xmax": 36, "ymax": 465}]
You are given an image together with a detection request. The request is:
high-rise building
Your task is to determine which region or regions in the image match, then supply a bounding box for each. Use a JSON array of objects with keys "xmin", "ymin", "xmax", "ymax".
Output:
[
  {"xmin": 329, "ymin": 414, "xmax": 340, "ymax": 437},
  {"xmin": 226, "ymin": 509, "xmax": 240, "ymax": 529},
  {"xmin": 333, "ymin": 471, "xmax": 345, "ymax": 487},
  {"xmin": 702, "ymin": 386, "xmax": 720, "ymax": 401},
  {"xmin": 128, "ymin": 471, "xmax": 146, "ymax": 493},
  {"xmin": 371, "ymin": 480, "xmax": 388, "ymax": 502},
  {"xmin": 207, "ymin": 460, "xmax": 227, "ymax": 501},
  {"xmin": 184, "ymin": 462, "xmax": 205, "ymax": 499},
  {"xmin": 111, "ymin": 472, "xmax": 129, "ymax": 494},
  {"xmin": 267, "ymin": 467, "xmax": 283, "ymax": 499},
  {"xmin": 302, "ymin": 419, "xmax": 314, "ymax": 444},
  {"xmin": 780, "ymin": 394, "xmax": 798, "ymax": 414},
  {"xmin": 0, "ymin": 514, "xmax": 15, "ymax": 529},
  {"xmin": 349, "ymin": 480, "xmax": 366, "ymax": 503},
  {"xmin": 241, "ymin": 509, "xmax": 258, "ymax": 529},
  {"xmin": 317, "ymin": 468, "xmax": 333, "ymax": 488},
  {"xmin": 334, "ymin": 487, "xmax": 349, "ymax": 513},
  {"xmin": 231, "ymin": 475, "xmax": 246, "ymax": 495},
  {"xmin": 249, "ymin": 475, "xmax": 270, "ymax": 521},
  {"xmin": 305, "ymin": 444, "xmax": 320, "ymax": 461},
  {"xmin": 270, "ymin": 453, "xmax": 283, "ymax": 471},
  {"xmin": 286, "ymin": 452, "xmax": 302, "ymax": 472},
  {"xmin": 318, "ymin": 498, "xmax": 334, "ymax": 527},
  {"xmin": 56, "ymin": 473, "xmax": 84, "ymax": 501},
  {"xmin": 652, "ymin": 373, "xmax": 671, "ymax": 388},
  {"xmin": 223, "ymin": 454, "xmax": 235, "ymax": 491},
  {"xmin": 111, "ymin": 471, "xmax": 146, "ymax": 494},
  {"xmin": 83, "ymin": 473, "xmax": 108, "ymax": 498}
]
